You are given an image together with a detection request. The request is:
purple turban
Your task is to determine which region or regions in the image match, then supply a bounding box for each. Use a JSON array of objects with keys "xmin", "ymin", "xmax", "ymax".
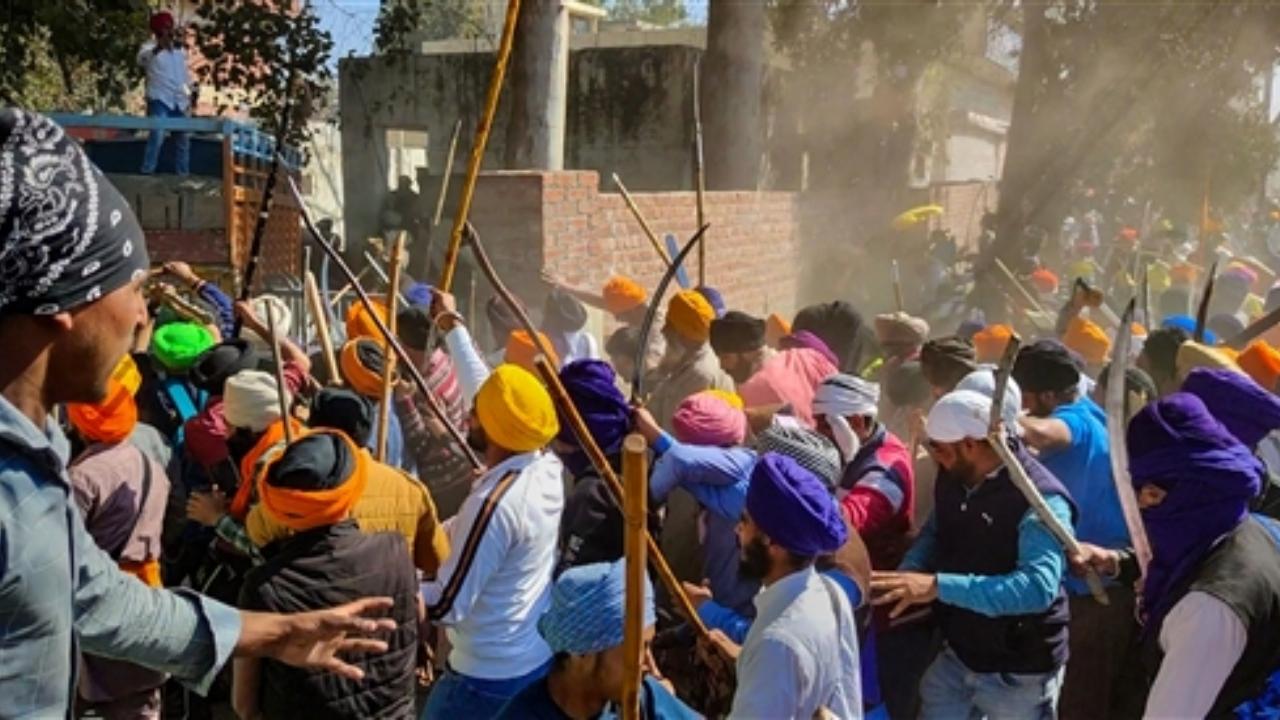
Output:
[
  {"xmin": 555, "ymin": 359, "xmax": 630, "ymax": 476},
  {"xmin": 746, "ymin": 452, "xmax": 847, "ymax": 556},
  {"xmin": 1181, "ymin": 368, "xmax": 1280, "ymax": 449},
  {"xmin": 1127, "ymin": 392, "xmax": 1264, "ymax": 632},
  {"xmin": 779, "ymin": 330, "xmax": 839, "ymax": 368}
]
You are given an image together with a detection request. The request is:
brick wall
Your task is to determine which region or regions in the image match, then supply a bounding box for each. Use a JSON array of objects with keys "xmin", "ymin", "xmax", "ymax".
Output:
[{"xmin": 465, "ymin": 170, "xmax": 800, "ymax": 344}]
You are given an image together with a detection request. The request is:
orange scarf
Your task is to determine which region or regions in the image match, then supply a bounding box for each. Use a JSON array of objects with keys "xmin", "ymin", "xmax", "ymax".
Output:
[
  {"xmin": 257, "ymin": 430, "xmax": 370, "ymax": 531},
  {"xmin": 66, "ymin": 376, "xmax": 138, "ymax": 444},
  {"xmin": 119, "ymin": 559, "xmax": 162, "ymax": 587},
  {"xmin": 230, "ymin": 418, "xmax": 306, "ymax": 520}
]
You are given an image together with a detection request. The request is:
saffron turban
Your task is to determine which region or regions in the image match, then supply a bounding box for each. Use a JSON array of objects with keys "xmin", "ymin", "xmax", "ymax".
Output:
[
  {"xmin": 339, "ymin": 338, "xmax": 392, "ymax": 399},
  {"xmin": 1013, "ymin": 339, "xmax": 1081, "ymax": 394},
  {"xmin": 505, "ymin": 329, "xmax": 560, "ymax": 374},
  {"xmin": 672, "ymin": 391, "xmax": 747, "ymax": 447},
  {"xmin": 710, "ymin": 311, "xmax": 766, "ymax": 354},
  {"xmin": 152, "ymin": 321, "xmax": 215, "ymax": 372},
  {"xmin": 1030, "ymin": 268, "xmax": 1059, "ymax": 294},
  {"xmin": 1237, "ymin": 340, "xmax": 1280, "ymax": 392},
  {"xmin": 666, "ymin": 290, "xmax": 716, "ymax": 343},
  {"xmin": 538, "ymin": 559, "xmax": 654, "ymax": 655},
  {"xmin": 1175, "ymin": 341, "xmax": 1243, "ymax": 384},
  {"xmin": 259, "ymin": 430, "xmax": 369, "ymax": 532},
  {"xmin": 746, "ymin": 452, "xmax": 848, "ymax": 556},
  {"xmin": 224, "ymin": 369, "xmax": 291, "ymax": 433},
  {"xmin": 1062, "ymin": 316, "xmax": 1110, "ymax": 366},
  {"xmin": 972, "ymin": 324, "xmax": 1014, "ymax": 364},
  {"xmin": 345, "ymin": 298, "xmax": 388, "ymax": 343},
  {"xmin": 66, "ymin": 356, "xmax": 141, "ymax": 444},
  {"xmin": 765, "ymin": 313, "xmax": 791, "ymax": 348},
  {"xmin": 1170, "ymin": 262, "xmax": 1198, "ymax": 285},
  {"xmin": 738, "ymin": 348, "xmax": 837, "ymax": 428},
  {"xmin": 475, "ymin": 364, "xmax": 559, "ymax": 453},
  {"xmin": 189, "ymin": 339, "xmax": 260, "ymax": 395},
  {"xmin": 1181, "ymin": 368, "xmax": 1280, "ymax": 449},
  {"xmin": 602, "ymin": 275, "xmax": 647, "ymax": 316}
]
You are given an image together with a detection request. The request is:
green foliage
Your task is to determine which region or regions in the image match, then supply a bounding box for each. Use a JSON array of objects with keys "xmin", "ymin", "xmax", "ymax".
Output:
[
  {"xmin": 375, "ymin": 0, "xmax": 488, "ymax": 50},
  {"xmin": 603, "ymin": 0, "xmax": 687, "ymax": 27},
  {"xmin": 194, "ymin": 0, "xmax": 334, "ymax": 147}
]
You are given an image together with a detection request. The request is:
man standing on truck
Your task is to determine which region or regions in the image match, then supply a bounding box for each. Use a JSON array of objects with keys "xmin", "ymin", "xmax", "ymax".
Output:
[{"xmin": 138, "ymin": 10, "xmax": 192, "ymax": 176}]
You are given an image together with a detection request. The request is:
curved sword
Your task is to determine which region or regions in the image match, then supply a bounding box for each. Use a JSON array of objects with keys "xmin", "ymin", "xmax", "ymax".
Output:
[{"xmin": 1106, "ymin": 298, "xmax": 1152, "ymax": 577}]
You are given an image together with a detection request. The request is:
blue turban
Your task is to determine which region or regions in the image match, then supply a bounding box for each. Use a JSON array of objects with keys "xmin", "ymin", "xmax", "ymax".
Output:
[
  {"xmin": 537, "ymin": 559, "xmax": 654, "ymax": 655},
  {"xmin": 405, "ymin": 282, "xmax": 433, "ymax": 308},
  {"xmin": 746, "ymin": 452, "xmax": 847, "ymax": 556},
  {"xmin": 1127, "ymin": 392, "xmax": 1264, "ymax": 633},
  {"xmin": 1181, "ymin": 368, "xmax": 1280, "ymax": 449},
  {"xmin": 1161, "ymin": 315, "xmax": 1217, "ymax": 345},
  {"xmin": 555, "ymin": 359, "xmax": 630, "ymax": 476},
  {"xmin": 696, "ymin": 286, "xmax": 727, "ymax": 319}
]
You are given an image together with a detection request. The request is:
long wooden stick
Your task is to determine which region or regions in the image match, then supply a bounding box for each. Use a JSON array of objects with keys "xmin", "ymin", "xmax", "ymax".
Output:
[
  {"xmin": 612, "ymin": 173, "xmax": 674, "ymax": 269},
  {"xmin": 993, "ymin": 257, "xmax": 1048, "ymax": 316},
  {"xmin": 304, "ymin": 270, "xmax": 340, "ymax": 385},
  {"xmin": 377, "ymin": 233, "xmax": 406, "ymax": 462},
  {"xmin": 438, "ymin": 0, "xmax": 522, "ymax": 292},
  {"xmin": 328, "ymin": 268, "xmax": 370, "ymax": 309},
  {"xmin": 692, "ymin": 58, "xmax": 707, "ymax": 286},
  {"xmin": 621, "ymin": 433, "xmax": 648, "ymax": 720},
  {"xmin": 363, "ymin": 251, "xmax": 410, "ymax": 308},
  {"xmin": 287, "ymin": 175, "xmax": 482, "ymax": 470},
  {"xmin": 423, "ymin": 118, "xmax": 465, "ymax": 279},
  {"xmin": 265, "ymin": 304, "xmax": 294, "ymax": 444},
  {"xmin": 464, "ymin": 223, "xmax": 708, "ymax": 636}
]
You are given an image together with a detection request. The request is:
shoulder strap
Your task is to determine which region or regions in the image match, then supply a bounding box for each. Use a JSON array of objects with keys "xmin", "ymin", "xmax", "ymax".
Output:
[{"xmin": 112, "ymin": 447, "xmax": 154, "ymax": 561}]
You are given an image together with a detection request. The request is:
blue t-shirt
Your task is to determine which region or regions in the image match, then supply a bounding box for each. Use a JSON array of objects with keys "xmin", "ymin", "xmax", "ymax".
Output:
[{"xmin": 1039, "ymin": 397, "xmax": 1128, "ymax": 592}]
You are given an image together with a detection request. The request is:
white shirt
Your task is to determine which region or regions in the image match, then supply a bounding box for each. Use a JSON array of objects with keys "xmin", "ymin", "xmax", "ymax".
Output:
[
  {"xmin": 444, "ymin": 324, "xmax": 493, "ymax": 409},
  {"xmin": 421, "ymin": 451, "xmax": 565, "ymax": 680},
  {"xmin": 1145, "ymin": 591, "xmax": 1247, "ymax": 718},
  {"xmin": 730, "ymin": 566, "xmax": 863, "ymax": 719},
  {"xmin": 137, "ymin": 41, "xmax": 190, "ymax": 112}
]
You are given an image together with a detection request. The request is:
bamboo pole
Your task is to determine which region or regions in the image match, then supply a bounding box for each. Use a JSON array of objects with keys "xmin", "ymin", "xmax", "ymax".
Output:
[
  {"xmin": 376, "ymin": 233, "xmax": 406, "ymax": 462},
  {"xmin": 463, "ymin": 222, "xmax": 709, "ymax": 636},
  {"xmin": 438, "ymin": 0, "xmax": 522, "ymax": 292},
  {"xmin": 265, "ymin": 304, "xmax": 294, "ymax": 444},
  {"xmin": 287, "ymin": 175, "xmax": 482, "ymax": 471},
  {"xmin": 612, "ymin": 173, "xmax": 674, "ymax": 269},
  {"xmin": 328, "ymin": 267, "xmax": 370, "ymax": 308},
  {"xmin": 423, "ymin": 118, "xmax": 465, "ymax": 279},
  {"xmin": 692, "ymin": 57, "xmax": 706, "ymax": 286},
  {"xmin": 621, "ymin": 433, "xmax": 648, "ymax": 720},
  {"xmin": 304, "ymin": 270, "xmax": 340, "ymax": 386}
]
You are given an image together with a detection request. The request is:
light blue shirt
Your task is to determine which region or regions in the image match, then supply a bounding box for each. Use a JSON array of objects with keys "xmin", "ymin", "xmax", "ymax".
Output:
[
  {"xmin": 0, "ymin": 395, "xmax": 240, "ymax": 717},
  {"xmin": 900, "ymin": 495, "xmax": 1072, "ymax": 617}
]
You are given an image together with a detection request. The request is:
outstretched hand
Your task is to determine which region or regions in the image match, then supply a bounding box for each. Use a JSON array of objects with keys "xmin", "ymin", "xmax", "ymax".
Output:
[{"xmin": 238, "ymin": 597, "xmax": 398, "ymax": 681}]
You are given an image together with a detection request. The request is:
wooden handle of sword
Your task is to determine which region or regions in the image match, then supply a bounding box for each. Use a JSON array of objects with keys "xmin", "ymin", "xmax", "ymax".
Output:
[
  {"xmin": 621, "ymin": 433, "xmax": 648, "ymax": 720},
  {"xmin": 304, "ymin": 271, "xmax": 340, "ymax": 386},
  {"xmin": 376, "ymin": 233, "xmax": 406, "ymax": 462}
]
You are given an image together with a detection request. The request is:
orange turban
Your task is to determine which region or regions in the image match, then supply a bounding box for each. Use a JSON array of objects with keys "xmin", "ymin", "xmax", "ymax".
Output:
[
  {"xmin": 765, "ymin": 313, "xmax": 791, "ymax": 348},
  {"xmin": 1030, "ymin": 268, "xmax": 1059, "ymax": 294},
  {"xmin": 258, "ymin": 430, "xmax": 370, "ymax": 532},
  {"xmin": 1063, "ymin": 316, "xmax": 1111, "ymax": 365},
  {"xmin": 345, "ymin": 299, "xmax": 389, "ymax": 343},
  {"xmin": 1170, "ymin": 263, "xmax": 1198, "ymax": 286},
  {"xmin": 973, "ymin": 324, "xmax": 1013, "ymax": 364},
  {"xmin": 66, "ymin": 374, "xmax": 138, "ymax": 445},
  {"xmin": 666, "ymin": 290, "xmax": 715, "ymax": 343},
  {"xmin": 339, "ymin": 338, "xmax": 393, "ymax": 398},
  {"xmin": 505, "ymin": 330, "xmax": 560, "ymax": 373},
  {"xmin": 1238, "ymin": 340, "xmax": 1280, "ymax": 392},
  {"xmin": 603, "ymin": 276, "xmax": 647, "ymax": 316}
]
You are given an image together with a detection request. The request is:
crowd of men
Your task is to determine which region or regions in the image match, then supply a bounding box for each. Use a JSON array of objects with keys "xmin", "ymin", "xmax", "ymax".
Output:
[{"xmin": 4, "ymin": 101, "xmax": 1280, "ymax": 720}]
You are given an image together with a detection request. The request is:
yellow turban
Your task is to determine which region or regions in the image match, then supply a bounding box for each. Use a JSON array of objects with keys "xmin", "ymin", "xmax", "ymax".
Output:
[
  {"xmin": 1175, "ymin": 341, "xmax": 1245, "ymax": 384},
  {"xmin": 666, "ymin": 290, "xmax": 715, "ymax": 343},
  {"xmin": 504, "ymin": 330, "xmax": 560, "ymax": 374},
  {"xmin": 973, "ymin": 324, "xmax": 1013, "ymax": 364},
  {"xmin": 1062, "ymin": 316, "xmax": 1111, "ymax": 365},
  {"xmin": 704, "ymin": 388, "xmax": 745, "ymax": 410},
  {"xmin": 345, "ymin": 299, "xmax": 389, "ymax": 343},
  {"xmin": 475, "ymin": 364, "xmax": 560, "ymax": 452},
  {"xmin": 603, "ymin": 276, "xmax": 647, "ymax": 316}
]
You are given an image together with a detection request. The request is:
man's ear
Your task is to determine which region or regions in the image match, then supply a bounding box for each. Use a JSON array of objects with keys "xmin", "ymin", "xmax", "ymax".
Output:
[{"xmin": 48, "ymin": 312, "xmax": 74, "ymax": 332}]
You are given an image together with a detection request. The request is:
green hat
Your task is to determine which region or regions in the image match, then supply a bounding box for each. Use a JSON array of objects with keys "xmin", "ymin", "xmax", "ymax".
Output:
[{"xmin": 152, "ymin": 321, "xmax": 215, "ymax": 372}]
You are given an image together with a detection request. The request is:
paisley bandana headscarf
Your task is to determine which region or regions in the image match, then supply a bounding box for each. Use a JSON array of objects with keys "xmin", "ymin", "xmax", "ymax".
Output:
[{"xmin": 0, "ymin": 109, "xmax": 149, "ymax": 315}]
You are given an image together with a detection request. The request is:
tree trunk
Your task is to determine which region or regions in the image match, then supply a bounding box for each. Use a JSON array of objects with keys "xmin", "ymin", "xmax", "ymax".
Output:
[
  {"xmin": 503, "ymin": 0, "xmax": 567, "ymax": 169},
  {"xmin": 701, "ymin": 0, "xmax": 765, "ymax": 190}
]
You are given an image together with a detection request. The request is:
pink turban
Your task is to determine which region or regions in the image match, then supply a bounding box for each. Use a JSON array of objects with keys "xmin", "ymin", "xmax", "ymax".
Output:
[
  {"xmin": 672, "ymin": 392, "xmax": 747, "ymax": 447},
  {"xmin": 737, "ymin": 347, "xmax": 838, "ymax": 428}
]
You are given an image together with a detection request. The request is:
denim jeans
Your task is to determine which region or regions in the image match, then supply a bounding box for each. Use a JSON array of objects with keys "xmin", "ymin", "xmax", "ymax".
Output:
[
  {"xmin": 920, "ymin": 646, "xmax": 1064, "ymax": 719},
  {"xmin": 421, "ymin": 660, "xmax": 551, "ymax": 720},
  {"xmin": 141, "ymin": 98, "xmax": 189, "ymax": 175}
]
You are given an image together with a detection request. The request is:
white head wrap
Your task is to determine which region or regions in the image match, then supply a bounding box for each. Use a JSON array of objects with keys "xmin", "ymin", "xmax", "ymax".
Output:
[
  {"xmin": 813, "ymin": 373, "xmax": 879, "ymax": 464},
  {"xmin": 223, "ymin": 369, "xmax": 290, "ymax": 432},
  {"xmin": 955, "ymin": 369, "xmax": 1023, "ymax": 436},
  {"xmin": 247, "ymin": 294, "xmax": 292, "ymax": 354},
  {"xmin": 926, "ymin": 389, "xmax": 992, "ymax": 443}
]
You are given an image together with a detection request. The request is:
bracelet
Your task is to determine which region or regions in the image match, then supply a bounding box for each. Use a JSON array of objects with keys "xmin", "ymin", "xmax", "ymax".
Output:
[{"xmin": 433, "ymin": 311, "xmax": 465, "ymax": 329}]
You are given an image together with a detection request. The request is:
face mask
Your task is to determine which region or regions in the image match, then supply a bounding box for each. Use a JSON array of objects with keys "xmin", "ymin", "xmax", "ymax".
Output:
[{"xmin": 828, "ymin": 415, "xmax": 861, "ymax": 467}]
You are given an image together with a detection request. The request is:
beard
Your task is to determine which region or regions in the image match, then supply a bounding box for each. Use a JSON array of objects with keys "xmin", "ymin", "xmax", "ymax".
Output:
[
  {"xmin": 738, "ymin": 534, "xmax": 771, "ymax": 582},
  {"xmin": 466, "ymin": 424, "xmax": 488, "ymax": 454}
]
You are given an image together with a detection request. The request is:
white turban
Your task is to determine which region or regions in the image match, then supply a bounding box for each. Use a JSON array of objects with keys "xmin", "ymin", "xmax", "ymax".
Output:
[
  {"xmin": 926, "ymin": 389, "xmax": 992, "ymax": 443},
  {"xmin": 223, "ymin": 369, "xmax": 290, "ymax": 432},
  {"xmin": 813, "ymin": 373, "xmax": 879, "ymax": 465},
  {"xmin": 247, "ymin": 294, "xmax": 292, "ymax": 355},
  {"xmin": 955, "ymin": 369, "xmax": 1023, "ymax": 436}
]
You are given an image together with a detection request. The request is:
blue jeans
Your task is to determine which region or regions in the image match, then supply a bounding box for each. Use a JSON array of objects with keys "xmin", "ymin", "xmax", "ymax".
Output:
[
  {"xmin": 920, "ymin": 646, "xmax": 1064, "ymax": 719},
  {"xmin": 421, "ymin": 660, "xmax": 551, "ymax": 720},
  {"xmin": 141, "ymin": 99, "xmax": 189, "ymax": 175}
]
